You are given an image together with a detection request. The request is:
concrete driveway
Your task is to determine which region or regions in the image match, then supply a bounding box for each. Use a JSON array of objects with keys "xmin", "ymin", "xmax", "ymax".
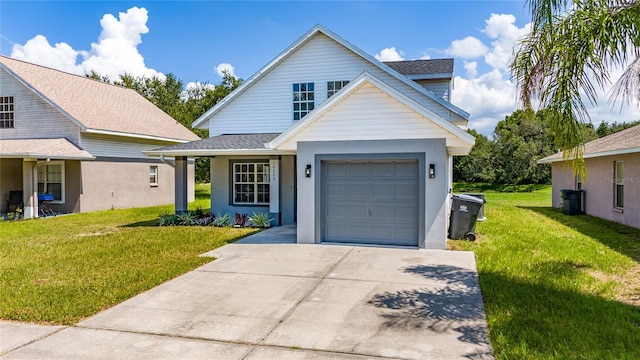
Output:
[{"xmin": 1, "ymin": 226, "xmax": 493, "ymax": 359}]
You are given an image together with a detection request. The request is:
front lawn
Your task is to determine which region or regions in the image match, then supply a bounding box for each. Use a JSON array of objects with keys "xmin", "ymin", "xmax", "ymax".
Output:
[
  {"xmin": 450, "ymin": 186, "xmax": 640, "ymax": 359},
  {"xmin": 0, "ymin": 184, "xmax": 257, "ymax": 325}
]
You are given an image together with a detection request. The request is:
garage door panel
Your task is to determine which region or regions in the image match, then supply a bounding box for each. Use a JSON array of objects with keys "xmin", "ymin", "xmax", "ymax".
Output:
[
  {"xmin": 326, "ymin": 183, "xmax": 346, "ymax": 198},
  {"xmin": 323, "ymin": 160, "xmax": 419, "ymax": 247}
]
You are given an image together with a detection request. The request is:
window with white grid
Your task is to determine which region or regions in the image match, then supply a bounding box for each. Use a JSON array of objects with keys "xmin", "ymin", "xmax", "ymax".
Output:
[{"xmin": 232, "ymin": 162, "xmax": 270, "ymax": 204}]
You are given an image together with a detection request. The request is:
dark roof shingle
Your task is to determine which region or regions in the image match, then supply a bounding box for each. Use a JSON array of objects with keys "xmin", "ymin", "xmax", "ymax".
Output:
[
  {"xmin": 383, "ymin": 59, "xmax": 454, "ymax": 76},
  {"xmin": 150, "ymin": 133, "xmax": 281, "ymax": 152}
]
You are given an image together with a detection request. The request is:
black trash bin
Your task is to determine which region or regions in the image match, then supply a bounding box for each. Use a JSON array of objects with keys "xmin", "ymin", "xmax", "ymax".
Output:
[
  {"xmin": 463, "ymin": 193, "xmax": 486, "ymax": 221},
  {"xmin": 449, "ymin": 194, "xmax": 486, "ymax": 241},
  {"xmin": 560, "ymin": 189, "xmax": 584, "ymax": 215}
]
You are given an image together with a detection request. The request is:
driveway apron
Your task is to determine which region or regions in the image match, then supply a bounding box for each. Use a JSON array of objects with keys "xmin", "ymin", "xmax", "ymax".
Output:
[{"xmin": 2, "ymin": 227, "xmax": 493, "ymax": 360}]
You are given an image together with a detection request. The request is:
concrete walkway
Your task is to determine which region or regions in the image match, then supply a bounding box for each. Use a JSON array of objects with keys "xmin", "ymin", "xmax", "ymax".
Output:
[{"xmin": 1, "ymin": 226, "xmax": 493, "ymax": 359}]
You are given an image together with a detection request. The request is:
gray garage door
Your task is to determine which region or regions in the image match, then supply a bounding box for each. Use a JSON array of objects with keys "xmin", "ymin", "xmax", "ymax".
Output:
[{"xmin": 322, "ymin": 160, "xmax": 419, "ymax": 246}]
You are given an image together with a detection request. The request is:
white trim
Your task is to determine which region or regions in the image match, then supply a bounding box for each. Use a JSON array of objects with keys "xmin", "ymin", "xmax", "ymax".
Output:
[
  {"xmin": 37, "ymin": 160, "xmax": 65, "ymax": 204},
  {"xmin": 614, "ymin": 160, "xmax": 624, "ymax": 209},
  {"xmin": 0, "ymin": 153, "xmax": 95, "ymax": 160},
  {"xmin": 83, "ymin": 129, "xmax": 192, "ymax": 144},
  {"xmin": 143, "ymin": 149, "xmax": 293, "ymax": 157},
  {"xmin": 267, "ymin": 72, "xmax": 475, "ymax": 151},
  {"xmin": 149, "ymin": 165, "xmax": 159, "ymax": 187},
  {"xmin": 537, "ymin": 147, "xmax": 640, "ymax": 164},
  {"xmin": 191, "ymin": 25, "xmax": 469, "ymax": 130}
]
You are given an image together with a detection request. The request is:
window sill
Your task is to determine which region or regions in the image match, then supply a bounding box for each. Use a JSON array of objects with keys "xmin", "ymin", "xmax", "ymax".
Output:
[
  {"xmin": 231, "ymin": 203, "xmax": 269, "ymax": 207},
  {"xmin": 150, "ymin": 184, "xmax": 159, "ymax": 188},
  {"xmin": 613, "ymin": 207, "xmax": 623, "ymax": 213}
]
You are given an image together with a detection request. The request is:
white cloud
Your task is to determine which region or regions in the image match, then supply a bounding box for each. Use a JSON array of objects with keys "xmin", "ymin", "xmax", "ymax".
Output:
[
  {"xmin": 419, "ymin": 53, "xmax": 431, "ymax": 60},
  {"xmin": 464, "ymin": 61, "xmax": 478, "ymax": 79},
  {"xmin": 482, "ymin": 14, "xmax": 530, "ymax": 70},
  {"xmin": 10, "ymin": 35, "xmax": 82, "ymax": 74},
  {"xmin": 445, "ymin": 36, "xmax": 489, "ymax": 59},
  {"xmin": 453, "ymin": 69, "xmax": 517, "ymax": 134},
  {"xmin": 375, "ymin": 47, "xmax": 404, "ymax": 61},
  {"xmin": 215, "ymin": 62, "xmax": 235, "ymax": 78},
  {"xmin": 11, "ymin": 7, "xmax": 161, "ymax": 81}
]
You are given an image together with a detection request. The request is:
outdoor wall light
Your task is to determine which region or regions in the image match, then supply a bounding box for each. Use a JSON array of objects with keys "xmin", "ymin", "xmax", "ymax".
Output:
[
  {"xmin": 305, "ymin": 164, "xmax": 312, "ymax": 178},
  {"xmin": 429, "ymin": 164, "xmax": 436, "ymax": 179}
]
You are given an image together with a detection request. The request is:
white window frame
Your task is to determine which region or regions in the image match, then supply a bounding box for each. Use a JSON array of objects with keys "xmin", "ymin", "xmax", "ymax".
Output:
[
  {"xmin": 575, "ymin": 173, "xmax": 582, "ymax": 190},
  {"xmin": 37, "ymin": 161, "xmax": 65, "ymax": 204},
  {"xmin": 614, "ymin": 161, "xmax": 624, "ymax": 209},
  {"xmin": 327, "ymin": 80, "xmax": 349, "ymax": 98},
  {"xmin": 150, "ymin": 165, "xmax": 159, "ymax": 187},
  {"xmin": 293, "ymin": 82, "xmax": 314, "ymax": 121},
  {"xmin": 0, "ymin": 96, "xmax": 15, "ymax": 128},
  {"xmin": 231, "ymin": 161, "xmax": 270, "ymax": 205}
]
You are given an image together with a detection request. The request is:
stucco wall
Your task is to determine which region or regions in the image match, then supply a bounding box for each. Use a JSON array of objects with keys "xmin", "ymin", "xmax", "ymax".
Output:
[
  {"xmin": 79, "ymin": 159, "xmax": 194, "ymax": 213},
  {"xmin": 0, "ymin": 159, "xmax": 23, "ymax": 211},
  {"xmin": 297, "ymin": 138, "xmax": 448, "ymax": 249},
  {"xmin": 552, "ymin": 153, "xmax": 639, "ymax": 229},
  {"xmin": 210, "ymin": 155, "xmax": 295, "ymax": 224}
]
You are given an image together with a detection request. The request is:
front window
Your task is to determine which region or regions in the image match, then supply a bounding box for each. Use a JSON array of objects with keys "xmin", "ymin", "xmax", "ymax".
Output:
[
  {"xmin": 37, "ymin": 162, "xmax": 64, "ymax": 203},
  {"xmin": 233, "ymin": 162, "xmax": 270, "ymax": 205},
  {"xmin": 0, "ymin": 96, "xmax": 15, "ymax": 128},
  {"xmin": 615, "ymin": 161, "xmax": 624, "ymax": 209},
  {"xmin": 327, "ymin": 80, "xmax": 349, "ymax": 98},
  {"xmin": 293, "ymin": 82, "xmax": 314, "ymax": 121},
  {"xmin": 150, "ymin": 165, "xmax": 158, "ymax": 186}
]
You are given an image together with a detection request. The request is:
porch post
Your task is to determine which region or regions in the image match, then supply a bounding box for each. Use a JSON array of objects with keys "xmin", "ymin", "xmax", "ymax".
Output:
[
  {"xmin": 175, "ymin": 156, "xmax": 188, "ymax": 214},
  {"xmin": 22, "ymin": 159, "xmax": 38, "ymax": 219},
  {"xmin": 269, "ymin": 158, "xmax": 280, "ymax": 226}
]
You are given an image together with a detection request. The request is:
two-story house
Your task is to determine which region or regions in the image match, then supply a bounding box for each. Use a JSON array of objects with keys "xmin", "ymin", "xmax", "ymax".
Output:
[
  {"xmin": 0, "ymin": 55, "xmax": 199, "ymax": 218},
  {"xmin": 146, "ymin": 25, "xmax": 475, "ymax": 249}
]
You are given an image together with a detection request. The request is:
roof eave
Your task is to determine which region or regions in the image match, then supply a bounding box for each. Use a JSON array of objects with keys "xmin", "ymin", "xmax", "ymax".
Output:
[
  {"xmin": 84, "ymin": 129, "xmax": 196, "ymax": 143},
  {"xmin": 538, "ymin": 146, "xmax": 640, "ymax": 164},
  {"xmin": 142, "ymin": 149, "xmax": 295, "ymax": 157},
  {"xmin": 0, "ymin": 154, "xmax": 95, "ymax": 160}
]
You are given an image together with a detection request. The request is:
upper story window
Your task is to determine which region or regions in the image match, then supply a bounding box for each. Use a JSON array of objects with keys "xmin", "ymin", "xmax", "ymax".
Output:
[
  {"xmin": 327, "ymin": 80, "xmax": 349, "ymax": 98},
  {"xmin": 0, "ymin": 96, "xmax": 15, "ymax": 128},
  {"xmin": 293, "ymin": 82, "xmax": 314, "ymax": 121},
  {"xmin": 614, "ymin": 161, "xmax": 624, "ymax": 209}
]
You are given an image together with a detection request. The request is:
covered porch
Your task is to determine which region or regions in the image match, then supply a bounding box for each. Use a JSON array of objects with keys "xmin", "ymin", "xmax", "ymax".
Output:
[
  {"xmin": 0, "ymin": 138, "xmax": 94, "ymax": 219},
  {"xmin": 144, "ymin": 134, "xmax": 296, "ymax": 226}
]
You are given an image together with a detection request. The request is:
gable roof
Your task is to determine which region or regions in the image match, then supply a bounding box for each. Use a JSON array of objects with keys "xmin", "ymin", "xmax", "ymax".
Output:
[
  {"xmin": 538, "ymin": 124, "xmax": 640, "ymax": 163},
  {"xmin": 191, "ymin": 25, "xmax": 469, "ymax": 130},
  {"xmin": 268, "ymin": 72, "xmax": 475, "ymax": 155},
  {"xmin": 0, "ymin": 55, "xmax": 199, "ymax": 143},
  {"xmin": 0, "ymin": 138, "xmax": 95, "ymax": 160},
  {"xmin": 384, "ymin": 59, "xmax": 453, "ymax": 79}
]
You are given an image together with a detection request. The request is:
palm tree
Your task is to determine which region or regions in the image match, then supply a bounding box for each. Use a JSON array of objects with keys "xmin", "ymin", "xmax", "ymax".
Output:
[{"xmin": 510, "ymin": 0, "xmax": 640, "ymax": 167}]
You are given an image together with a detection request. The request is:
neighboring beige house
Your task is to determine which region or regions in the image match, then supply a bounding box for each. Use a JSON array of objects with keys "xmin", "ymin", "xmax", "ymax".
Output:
[
  {"xmin": 146, "ymin": 25, "xmax": 475, "ymax": 249},
  {"xmin": 538, "ymin": 124, "xmax": 640, "ymax": 229},
  {"xmin": 0, "ymin": 55, "xmax": 199, "ymax": 218}
]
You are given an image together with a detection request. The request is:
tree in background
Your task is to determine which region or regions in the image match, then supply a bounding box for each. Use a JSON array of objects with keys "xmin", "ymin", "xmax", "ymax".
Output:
[
  {"xmin": 511, "ymin": 0, "xmax": 640, "ymax": 169},
  {"xmin": 453, "ymin": 129, "xmax": 498, "ymax": 183},
  {"xmin": 87, "ymin": 71, "xmax": 242, "ymax": 183},
  {"xmin": 596, "ymin": 119, "xmax": 640, "ymax": 137}
]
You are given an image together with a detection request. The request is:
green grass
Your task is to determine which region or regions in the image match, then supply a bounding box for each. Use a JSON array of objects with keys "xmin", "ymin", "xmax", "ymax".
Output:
[
  {"xmin": 0, "ymin": 184, "xmax": 257, "ymax": 325},
  {"xmin": 450, "ymin": 186, "xmax": 640, "ymax": 359}
]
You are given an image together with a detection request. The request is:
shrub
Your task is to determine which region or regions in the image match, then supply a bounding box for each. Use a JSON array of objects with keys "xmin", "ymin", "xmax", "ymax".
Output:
[
  {"xmin": 158, "ymin": 213, "xmax": 178, "ymax": 226},
  {"xmin": 213, "ymin": 213, "xmax": 233, "ymax": 227},
  {"xmin": 248, "ymin": 212, "xmax": 273, "ymax": 228}
]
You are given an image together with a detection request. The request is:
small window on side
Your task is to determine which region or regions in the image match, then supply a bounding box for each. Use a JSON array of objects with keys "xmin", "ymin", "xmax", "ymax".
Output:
[
  {"xmin": 614, "ymin": 161, "xmax": 623, "ymax": 209},
  {"xmin": 150, "ymin": 165, "xmax": 158, "ymax": 187},
  {"xmin": 327, "ymin": 80, "xmax": 349, "ymax": 98}
]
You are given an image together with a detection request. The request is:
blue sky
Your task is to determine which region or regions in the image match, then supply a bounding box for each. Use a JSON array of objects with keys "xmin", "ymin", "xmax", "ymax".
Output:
[{"xmin": 2, "ymin": 1, "xmax": 638, "ymax": 134}]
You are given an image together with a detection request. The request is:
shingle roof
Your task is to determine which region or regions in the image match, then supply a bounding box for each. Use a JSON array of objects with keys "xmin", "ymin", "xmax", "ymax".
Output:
[
  {"xmin": 539, "ymin": 124, "xmax": 640, "ymax": 163},
  {"xmin": 383, "ymin": 59, "xmax": 454, "ymax": 76},
  {"xmin": 149, "ymin": 133, "xmax": 281, "ymax": 152},
  {"xmin": 0, "ymin": 138, "xmax": 95, "ymax": 160},
  {"xmin": 0, "ymin": 55, "xmax": 199, "ymax": 142}
]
